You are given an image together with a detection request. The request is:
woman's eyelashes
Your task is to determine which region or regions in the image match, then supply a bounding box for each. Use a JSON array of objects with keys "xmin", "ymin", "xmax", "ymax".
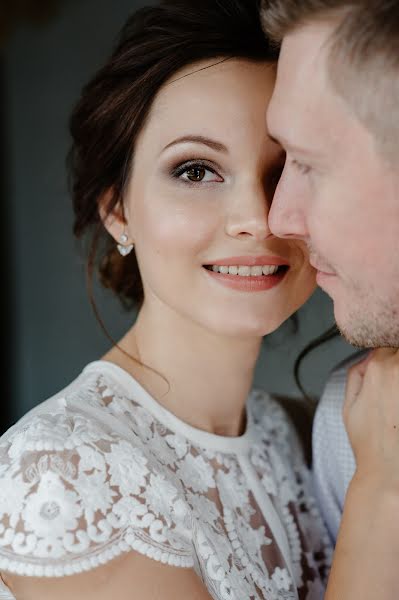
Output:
[
  {"xmin": 171, "ymin": 159, "xmax": 224, "ymax": 185},
  {"xmin": 167, "ymin": 158, "xmax": 287, "ymax": 192}
]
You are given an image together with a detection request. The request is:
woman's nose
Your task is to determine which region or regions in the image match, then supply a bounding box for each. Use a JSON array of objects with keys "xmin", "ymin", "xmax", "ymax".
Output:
[{"xmin": 224, "ymin": 182, "xmax": 273, "ymax": 241}]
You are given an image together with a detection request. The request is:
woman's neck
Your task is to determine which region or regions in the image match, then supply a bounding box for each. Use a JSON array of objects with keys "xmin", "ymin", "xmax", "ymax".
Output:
[{"xmin": 103, "ymin": 302, "xmax": 263, "ymax": 437}]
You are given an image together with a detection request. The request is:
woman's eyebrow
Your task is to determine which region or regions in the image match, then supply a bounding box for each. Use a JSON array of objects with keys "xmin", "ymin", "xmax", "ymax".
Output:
[{"xmin": 161, "ymin": 135, "xmax": 229, "ymax": 154}]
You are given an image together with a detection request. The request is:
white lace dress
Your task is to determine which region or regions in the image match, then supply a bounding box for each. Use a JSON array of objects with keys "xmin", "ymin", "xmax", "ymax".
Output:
[{"xmin": 0, "ymin": 361, "xmax": 332, "ymax": 599}]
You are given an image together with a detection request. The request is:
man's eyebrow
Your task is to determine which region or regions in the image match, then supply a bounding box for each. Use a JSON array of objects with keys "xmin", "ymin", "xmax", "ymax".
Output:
[{"xmin": 161, "ymin": 135, "xmax": 228, "ymax": 154}]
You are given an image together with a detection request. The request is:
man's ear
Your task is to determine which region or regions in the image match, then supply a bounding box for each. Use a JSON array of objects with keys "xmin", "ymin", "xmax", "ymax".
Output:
[{"xmin": 98, "ymin": 188, "xmax": 127, "ymax": 242}]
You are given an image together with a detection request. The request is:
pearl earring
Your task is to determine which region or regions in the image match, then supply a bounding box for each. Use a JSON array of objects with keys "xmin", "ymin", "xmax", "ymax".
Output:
[{"xmin": 117, "ymin": 230, "xmax": 134, "ymax": 256}]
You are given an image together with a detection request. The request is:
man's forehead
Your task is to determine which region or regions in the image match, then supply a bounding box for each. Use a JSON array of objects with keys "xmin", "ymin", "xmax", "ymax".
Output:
[
  {"xmin": 283, "ymin": 20, "xmax": 336, "ymax": 65},
  {"xmin": 268, "ymin": 21, "xmax": 341, "ymax": 152},
  {"xmin": 276, "ymin": 23, "xmax": 334, "ymax": 105}
]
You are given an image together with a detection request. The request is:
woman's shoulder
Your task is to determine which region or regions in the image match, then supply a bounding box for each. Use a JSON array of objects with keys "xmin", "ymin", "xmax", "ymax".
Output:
[
  {"xmin": 0, "ymin": 364, "xmax": 193, "ymax": 579},
  {"xmin": 0, "ymin": 363, "xmax": 144, "ymax": 462},
  {"xmin": 0, "ymin": 361, "xmax": 175, "ymax": 457}
]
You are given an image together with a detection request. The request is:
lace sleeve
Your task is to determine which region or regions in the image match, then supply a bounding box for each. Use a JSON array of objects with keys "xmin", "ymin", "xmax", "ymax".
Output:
[{"xmin": 0, "ymin": 403, "xmax": 193, "ymax": 578}]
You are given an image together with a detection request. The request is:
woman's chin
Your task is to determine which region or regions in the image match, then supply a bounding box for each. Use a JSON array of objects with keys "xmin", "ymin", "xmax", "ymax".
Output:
[{"xmin": 203, "ymin": 315, "xmax": 290, "ymax": 340}]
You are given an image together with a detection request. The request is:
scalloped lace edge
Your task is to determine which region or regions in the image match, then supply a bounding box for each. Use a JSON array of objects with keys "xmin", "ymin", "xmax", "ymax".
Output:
[{"xmin": 0, "ymin": 538, "xmax": 194, "ymax": 578}]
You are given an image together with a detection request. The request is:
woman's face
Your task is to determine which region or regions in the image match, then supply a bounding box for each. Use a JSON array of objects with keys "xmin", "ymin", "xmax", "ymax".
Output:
[{"xmin": 121, "ymin": 59, "xmax": 316, "ymax": 337}]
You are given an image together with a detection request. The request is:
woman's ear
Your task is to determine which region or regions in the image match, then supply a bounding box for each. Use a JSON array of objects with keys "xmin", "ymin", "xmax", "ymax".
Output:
[
  {"xmin": 98, "ymin": 189, "xmax": 134, "ymax": 256},
  {"xmin": 98, "ymin": 188, "xmax": 127, "ymax": 242}
]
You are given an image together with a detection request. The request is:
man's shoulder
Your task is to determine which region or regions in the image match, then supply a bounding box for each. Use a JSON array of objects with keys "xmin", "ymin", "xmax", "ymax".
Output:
[
  {"xmin": 313, "ymin": 349, "xmax": 370, "ymax": 441},
  {"xmin": 322, "ymin": 349, "xmax": 369, "ymax": 404},
  {"xmin": 312, "ymin": 350, "xmax": 364, "ymax": 541}
]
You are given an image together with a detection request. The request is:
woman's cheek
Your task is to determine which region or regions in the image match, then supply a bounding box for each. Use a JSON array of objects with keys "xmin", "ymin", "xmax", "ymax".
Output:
[{"xmin": 140, "ymin": 201, "xmax": 221, "ymax": 258}]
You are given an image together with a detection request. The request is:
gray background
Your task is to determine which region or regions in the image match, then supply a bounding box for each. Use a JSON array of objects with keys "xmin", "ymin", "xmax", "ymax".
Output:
[{"xmin": 2, "ymin": 0, "xmax": 355, "ymax": 428}]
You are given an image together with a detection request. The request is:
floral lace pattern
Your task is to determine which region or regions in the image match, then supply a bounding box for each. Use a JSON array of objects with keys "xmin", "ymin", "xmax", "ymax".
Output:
[{"xmin": 0, "ymin": 363, "xmax": 332, "ymax": 599}]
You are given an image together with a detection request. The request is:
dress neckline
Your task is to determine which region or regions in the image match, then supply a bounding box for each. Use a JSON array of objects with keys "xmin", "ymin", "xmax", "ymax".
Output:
[{"xmin": 82, "ymin": 360, "xmax": 257, "ymax": 454}]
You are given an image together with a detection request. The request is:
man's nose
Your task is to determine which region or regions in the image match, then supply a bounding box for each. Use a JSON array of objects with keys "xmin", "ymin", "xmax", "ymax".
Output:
[{"xmin": 268, "ymin": 178, "xmax": 308, "ymax": 241}]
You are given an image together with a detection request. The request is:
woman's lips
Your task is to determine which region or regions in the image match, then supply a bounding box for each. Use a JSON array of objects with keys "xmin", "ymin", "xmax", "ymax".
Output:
[
  {"xmin": 206, "ymin": 255, "xmax": 289, "ymax": 267},
  {"xmin": 203, "ymin": 265, "xmax": 289, "ymax": 292}
]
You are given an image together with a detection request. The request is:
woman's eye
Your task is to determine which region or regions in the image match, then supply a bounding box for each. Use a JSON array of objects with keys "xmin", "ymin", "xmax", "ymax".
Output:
[
  {"xmin": 173, "ymin": 162, "xmax": 223, "ymax": 184},
  {"xmin": 185, "ymin": 166, "xmax": 209, "ymax": 182}
]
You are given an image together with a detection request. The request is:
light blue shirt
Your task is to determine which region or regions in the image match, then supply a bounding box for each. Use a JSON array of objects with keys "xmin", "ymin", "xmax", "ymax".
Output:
[{"xmin": 312, "ymin": 351, "xmax": 369, "ymax": 542}]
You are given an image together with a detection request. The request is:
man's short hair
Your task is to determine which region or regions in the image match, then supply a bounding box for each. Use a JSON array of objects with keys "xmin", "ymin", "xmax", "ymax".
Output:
[{"xmin": 261, "ymin": 0, "xmax": 399, "ymax": 164}]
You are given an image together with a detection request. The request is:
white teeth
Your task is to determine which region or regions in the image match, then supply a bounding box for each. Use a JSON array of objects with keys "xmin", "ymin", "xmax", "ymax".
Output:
[
  {"xmin": 251, "ymin": 266, "xmax": 263, "ymax": 277},
  {"xmin": 263, "ymin": 265, "xmax": 279, "ymax": 275},
  {"xmin": 209, "ymin": 264, "xmax": 281, "ymax": 276}
]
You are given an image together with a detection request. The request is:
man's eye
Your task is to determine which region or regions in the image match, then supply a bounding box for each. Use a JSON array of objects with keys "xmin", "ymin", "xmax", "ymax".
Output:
[{"xmin": 292, "ymin": 159, "xmax": 311, "ymax": 175}]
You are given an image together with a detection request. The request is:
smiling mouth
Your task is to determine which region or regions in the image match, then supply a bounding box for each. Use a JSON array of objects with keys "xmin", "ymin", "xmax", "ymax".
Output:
[{"xmin": 203, "ymin": 264, "xmax": 289, "ymax": 277}]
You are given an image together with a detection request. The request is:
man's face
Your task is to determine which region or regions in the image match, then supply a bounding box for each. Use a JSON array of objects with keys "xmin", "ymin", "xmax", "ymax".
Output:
[{"xmin": 267, "ymin": 21, "xmax": 399, "ymax": 347}]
